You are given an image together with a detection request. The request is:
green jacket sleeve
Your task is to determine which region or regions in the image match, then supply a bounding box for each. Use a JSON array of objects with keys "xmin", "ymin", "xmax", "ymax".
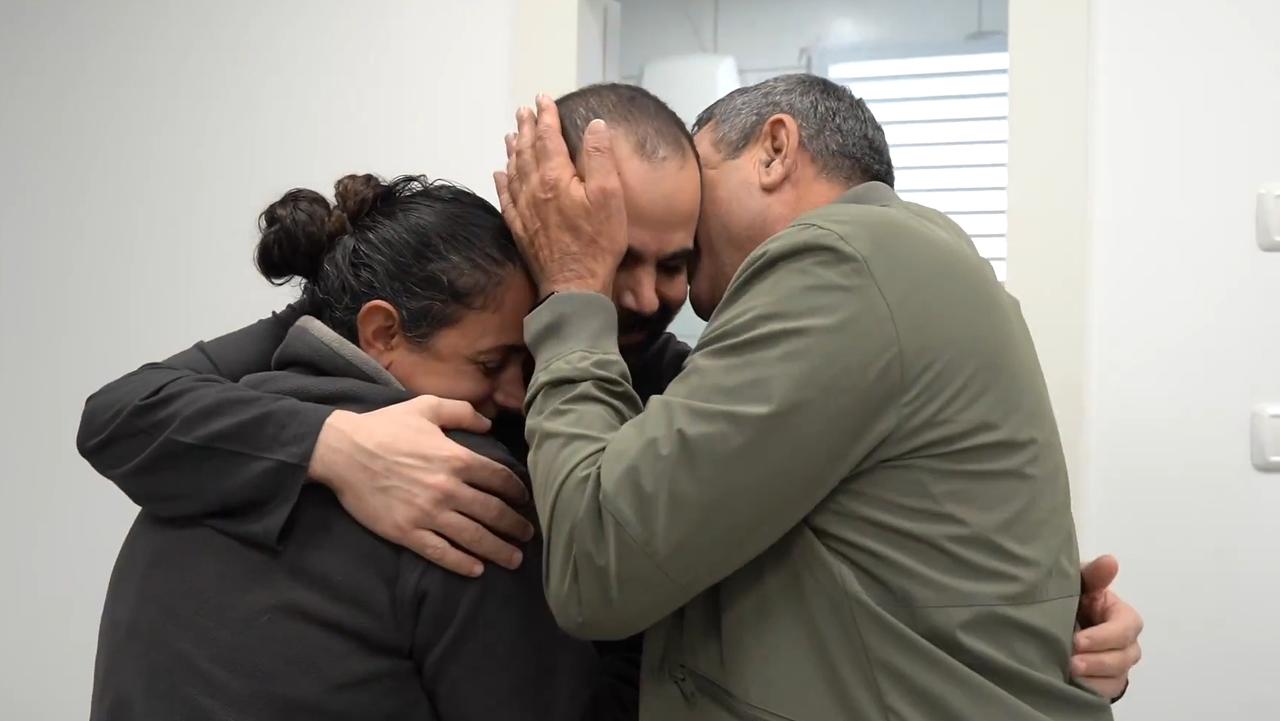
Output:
[{"xmin": 523, "ymin": 224, "xmax": 902, "ymax": 639}]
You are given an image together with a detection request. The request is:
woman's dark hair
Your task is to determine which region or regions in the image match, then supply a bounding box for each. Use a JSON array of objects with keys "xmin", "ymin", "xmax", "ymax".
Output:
[{"xmin": 256, "ymin": 173, "xmax": 522, "ymax": 343}]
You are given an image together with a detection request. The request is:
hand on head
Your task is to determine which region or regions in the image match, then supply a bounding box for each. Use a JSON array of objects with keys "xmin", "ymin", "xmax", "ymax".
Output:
[{"xmin": 494, "ymin": 95, "xmax": 628, "ymax": 298}]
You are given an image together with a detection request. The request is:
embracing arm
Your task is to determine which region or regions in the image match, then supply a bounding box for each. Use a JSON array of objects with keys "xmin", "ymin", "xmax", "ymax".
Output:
[
  {"xmin": 76, "ymin": 304, "xmax": 329, "ymax": 547},
  {"xmin": 523, "ymin": 227, "xmax": 899, "ymax": 639},
  {"xmin": 77, "ymin": 304, "xmax": 534, "ymax": 570}
]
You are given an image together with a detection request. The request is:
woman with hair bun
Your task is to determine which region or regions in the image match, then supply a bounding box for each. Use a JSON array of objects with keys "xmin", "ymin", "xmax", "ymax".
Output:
[{"xmin": 89, "ymin": 174, "xmax": 629, "ymax": 721}]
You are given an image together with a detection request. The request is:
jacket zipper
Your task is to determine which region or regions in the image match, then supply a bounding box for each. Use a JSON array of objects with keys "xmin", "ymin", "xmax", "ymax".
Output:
[{"xmin": 678, "ymin": 666, "xmax": 798, "ymax": 721}]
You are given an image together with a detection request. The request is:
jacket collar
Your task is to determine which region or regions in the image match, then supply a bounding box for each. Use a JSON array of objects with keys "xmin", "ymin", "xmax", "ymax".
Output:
[
  {"xmin": 835, "ymin": 180, "xmax": 901, "ymax": 208},
  {"xmin": 272, "ymin": 315, "xmax": 405, "ymax": 390}
]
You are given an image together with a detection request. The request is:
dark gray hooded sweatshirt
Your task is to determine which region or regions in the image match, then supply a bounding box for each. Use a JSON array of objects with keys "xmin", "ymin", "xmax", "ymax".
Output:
[{"xmin": 90, "ymin": 316, "xmax": 632, "ymax": 721}]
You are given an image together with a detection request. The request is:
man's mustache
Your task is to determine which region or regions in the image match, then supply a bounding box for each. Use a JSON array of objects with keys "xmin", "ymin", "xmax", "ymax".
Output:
[{"xmin": 618, "ymin": 306, "xmax": 676, "ymax": 338}]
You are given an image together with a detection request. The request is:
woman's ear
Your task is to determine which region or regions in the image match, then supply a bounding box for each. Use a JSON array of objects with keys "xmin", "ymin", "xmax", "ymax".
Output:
[
  {"xmin": 356, "ymin": 300, "xmax": 402, "ymax": 367},
  {"xmin": 757, "ymin": 113, "xmax": 801, "ymax": 192}
]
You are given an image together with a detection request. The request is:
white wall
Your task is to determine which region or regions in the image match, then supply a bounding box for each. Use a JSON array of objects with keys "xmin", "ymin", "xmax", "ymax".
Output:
[
  {"xmin": 1005, "ymin": 0, "xmax": 1093, "ymax": 534},
  {"xmin": 513, "ymin": 0, "xmax": 582, "ymax": 107},
  {"xmin": 577, "ymin": 0, "xmax": 621, "ymax": 87},
  {"xmin": 0, "ymin": 1, "xmax": 517, "ymax": 716},
  {"xmin": 1083, "ymin": 1, "xmax": 1280, "ymax": 717}
]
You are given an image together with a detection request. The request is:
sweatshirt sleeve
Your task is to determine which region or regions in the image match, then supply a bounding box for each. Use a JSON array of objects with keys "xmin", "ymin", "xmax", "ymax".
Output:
[
  {"xmin": 522, "ymin": 224, "xmax": 901, "ymax": 640},
  {"xmin": 76, "ymin": 304, "xmax": 333, "ymax": 548}
]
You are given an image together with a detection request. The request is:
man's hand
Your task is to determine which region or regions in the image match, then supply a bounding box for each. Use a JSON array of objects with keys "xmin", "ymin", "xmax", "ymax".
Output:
[
  {"xmin": 493, "ymin": 95, "xmax": 627, "ymax": 297},
  {"xmin": 308, "ymin": 396, "xmax": 535, "ymax": 577},
  {"xmin": 1072, "ymin": 554, "xmax": 1143, "ymax": 701}
]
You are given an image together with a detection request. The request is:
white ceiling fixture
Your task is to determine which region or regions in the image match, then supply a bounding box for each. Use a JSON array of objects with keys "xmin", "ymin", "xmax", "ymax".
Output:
[
  {"xmin": 638, "ymin": 0, "xmax": 740, "ymax": 127},
  {"xmin": 640, "ymin": 54, "xmax": 742, "ymax": 128}
]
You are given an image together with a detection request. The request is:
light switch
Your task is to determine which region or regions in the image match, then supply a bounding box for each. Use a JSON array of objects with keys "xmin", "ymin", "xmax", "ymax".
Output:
[
  {"xmin": 1251, "ymin": 404, "xmax": 1280, "ymax": 471},
  {"xmin": 1258, "ymin": 182, "xmax": 1280, "ymax": 251}
]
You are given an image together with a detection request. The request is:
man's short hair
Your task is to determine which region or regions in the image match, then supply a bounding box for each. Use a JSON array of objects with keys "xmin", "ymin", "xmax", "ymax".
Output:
[
  {"xmin": 692, "ymin": 74, "xmax": 895, "ymax": 187},
  {"xmin": 557, "ymin": 83, "xmax": 695, "ymax": 163}
]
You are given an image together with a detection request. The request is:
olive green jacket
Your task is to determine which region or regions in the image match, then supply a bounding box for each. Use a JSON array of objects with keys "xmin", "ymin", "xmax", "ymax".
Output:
[{"xmin": 523, "ymin": 182, "xmax": 1113, "ymax": 721}]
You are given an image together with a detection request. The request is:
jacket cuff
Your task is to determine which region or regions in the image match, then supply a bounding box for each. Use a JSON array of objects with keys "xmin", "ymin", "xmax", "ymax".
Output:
[
  {"xmin": 524, "ymin": 292, "xmax": 620, "ymax": 366},
  {"xmin": 255, "ymin": 400, "xmax": 335, "ymax": 549},
  {"xmin": 1110, "ymin": 680, "xmax": 1129, "ymax": 704}
]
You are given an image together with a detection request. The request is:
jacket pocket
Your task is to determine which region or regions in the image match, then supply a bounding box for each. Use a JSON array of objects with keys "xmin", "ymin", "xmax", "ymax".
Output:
[{"xmin": 680, "ymin": 666, "xmax": 798, "ymax": 721}]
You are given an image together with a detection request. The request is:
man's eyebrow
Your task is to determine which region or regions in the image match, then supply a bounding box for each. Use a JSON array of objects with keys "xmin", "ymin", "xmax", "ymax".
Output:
[{"xmin": 659, "ymin": 248, "xmax": 695, "ymax": 263}]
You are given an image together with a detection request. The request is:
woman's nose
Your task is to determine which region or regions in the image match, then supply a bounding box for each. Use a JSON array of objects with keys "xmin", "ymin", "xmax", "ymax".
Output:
[{"xmin": 494, "ymin": 362, "xmax": 527, "ymax": 414}]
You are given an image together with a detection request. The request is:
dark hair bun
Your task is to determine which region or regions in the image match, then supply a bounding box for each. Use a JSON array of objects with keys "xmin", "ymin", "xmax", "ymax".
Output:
[
  {"xmin": 334, "ymin": 173, "xmax": 387, "ymax": 226},
  {"xmin": 255, "ymin": 174, "xmax": 386, "ymax": 285}
]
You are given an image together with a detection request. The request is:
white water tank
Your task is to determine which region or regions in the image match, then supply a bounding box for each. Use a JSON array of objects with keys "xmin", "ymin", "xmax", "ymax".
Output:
[{"xmin": 639, "ymin": 53, "xmax": 742, "ymax": 127}]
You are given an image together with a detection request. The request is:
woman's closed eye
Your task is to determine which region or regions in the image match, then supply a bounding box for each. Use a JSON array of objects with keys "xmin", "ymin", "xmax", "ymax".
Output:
[
  {"xmin": 473, "ymin": 345, "xmax": 526, "ymax": 378},
  {"xmin": 475, "ymin": 356, "xmax": 506, "ymax": 377}
]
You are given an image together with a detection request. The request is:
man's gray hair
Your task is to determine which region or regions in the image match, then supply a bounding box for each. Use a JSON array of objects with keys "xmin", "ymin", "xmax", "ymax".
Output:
[{"xmin": 692, "ymin": 74, "xmax": 895, "ymax": 187}]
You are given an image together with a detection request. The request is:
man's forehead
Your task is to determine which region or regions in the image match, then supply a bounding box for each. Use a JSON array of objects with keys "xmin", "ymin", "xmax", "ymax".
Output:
[
  {"xmin": 576, "ymin": 128, "xmax": 699, "ymax": 262},
  {"xmin": 614, "ymin": 144, "xmax": 698, "ymax": 194}
]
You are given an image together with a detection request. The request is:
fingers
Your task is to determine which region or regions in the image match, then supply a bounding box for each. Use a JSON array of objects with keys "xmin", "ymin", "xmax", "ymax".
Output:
[
  {"xmin": 497, "ymin": 132, "xmax": 533, "ymax": 241},
  {"xmin": 494, "ymin": 171, "xmax": 512, "ymax": 213},
  {"xmin": 493, "ymin": 171, "xmax": 525, "ymax": 239},
  {"xmin": 1080, "ymin": 554, "xmax": 1120, "ymax": 594},
  {"xmin": 434, "ymin": 510, "xmax": 525, "ymax": 571},
  {"xmin": 457, "ymin": 451, "xmax": 530, "ymax": 506},
  {"xmin": 413, "ymin": 396, "xmax": 491, "ymax": 434},
  {"xmin": 1071, "ymin": 643, "xmax": 1142, "ymax": 680},
  {"xmin": 1072, "ymin": 636, "xmax": 1139, "ymax": 701},
  {"xmin": 514, "ymin": 105, "xmax": 538, "ymax": 195},
  {"xmin": 1074, "ymin": 676, "xmax": 1129, "ymax": 702},
  {"xmin": 450, "ymin": 481, "xmax": 534, "ymax": 541},
  {"xmin": 581, "ymin": 118, "xmax": 625, "ymax": 214},
  {"xmin": 532, "ymin": 93, "xmax": 576, "ymax": 180},
  {"xmin": 402, "ymin": 529, "xmax": 485, "ymax": 578},
  {"xmin": 504, "ymin": 133, "xmax": 521, "ymax": 198},
  {"xmin": 1075, "ymin": 597, "xmax": 1143, "ymax": 651}
]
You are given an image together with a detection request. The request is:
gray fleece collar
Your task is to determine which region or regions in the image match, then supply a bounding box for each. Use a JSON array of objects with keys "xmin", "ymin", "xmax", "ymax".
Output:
[{"xmin": 275, "ymin": 316, "xmax": 405, "ymax": 391}]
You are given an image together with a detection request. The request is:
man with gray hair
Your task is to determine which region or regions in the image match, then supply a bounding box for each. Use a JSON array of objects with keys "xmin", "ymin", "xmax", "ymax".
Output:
[{"xmin": 497, "ymin": 74, "xmax": 1118, "ymax": 720}]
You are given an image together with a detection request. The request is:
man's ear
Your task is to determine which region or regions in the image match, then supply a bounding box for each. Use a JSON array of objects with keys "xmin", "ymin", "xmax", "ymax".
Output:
[
  {"xmin": 356, "ymin": 300, "xmax": 403, "ymax": 368},
  {"xmin": 757, "ymin": 114, "xmax": 801, "ymax": 191}
]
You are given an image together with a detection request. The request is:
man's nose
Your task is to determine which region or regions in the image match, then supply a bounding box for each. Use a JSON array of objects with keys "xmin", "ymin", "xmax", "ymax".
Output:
[{"xmin": 616, "ymin": 269, "xmax": 660, "ymax": 316}]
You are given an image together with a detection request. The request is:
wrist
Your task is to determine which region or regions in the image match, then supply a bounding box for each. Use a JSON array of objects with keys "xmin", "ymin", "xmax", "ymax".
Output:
[
  {"xmin": 307, "ymin": 409, "xmax": 358, "ymax": 489},
  {"xmin": 524, "ymin": 291, "xmax": 620, "ymax": 363},
  {"xmin": 538, "ymin": 268, "xmax": 613, "ymax": 297}
]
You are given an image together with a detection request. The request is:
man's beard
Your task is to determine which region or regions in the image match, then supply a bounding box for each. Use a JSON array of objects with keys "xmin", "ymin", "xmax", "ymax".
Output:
[
  {"xmin": 498, "ymin": 302, "xmax": 677, "ymax": 459},
  {"xmin": 617, "ymin": 303, "xmax": 678, "ymax": 351}
]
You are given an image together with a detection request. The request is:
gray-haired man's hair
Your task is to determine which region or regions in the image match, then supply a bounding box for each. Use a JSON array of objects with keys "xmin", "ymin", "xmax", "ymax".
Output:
[{"xmin": 692, "ymin": 74, "xmax": 895, "ymax": 187}]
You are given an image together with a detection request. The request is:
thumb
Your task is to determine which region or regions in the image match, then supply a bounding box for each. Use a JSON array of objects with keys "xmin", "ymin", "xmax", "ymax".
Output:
[
  {"xmin": 410, "ymin": 396, "xmax": 493, "ymax": 434},
  {"xmin": 582, "ymin": 119, "xmax": 624, "ymax": 212},
  {"xmin": 1080, "ymin": 554, "xmax": 1120, "ymax": 595}
]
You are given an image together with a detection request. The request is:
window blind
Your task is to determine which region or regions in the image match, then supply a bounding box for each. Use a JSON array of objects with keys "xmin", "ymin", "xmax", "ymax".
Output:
[{"xmin": 829, "ymin": 51, "xmax": 1010, "ymax": 280}]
